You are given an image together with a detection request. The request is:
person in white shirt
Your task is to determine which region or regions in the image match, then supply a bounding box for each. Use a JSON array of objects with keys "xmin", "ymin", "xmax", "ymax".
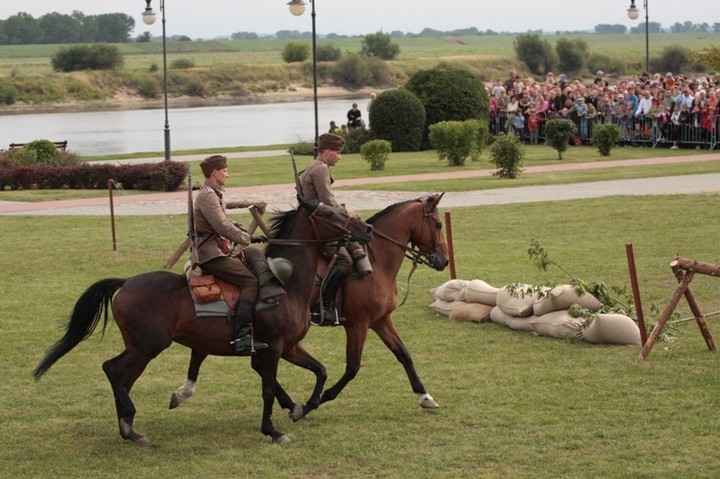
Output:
[{"xmin": 635, "ymin": 90, "xmax": 653, "ymax": 116}]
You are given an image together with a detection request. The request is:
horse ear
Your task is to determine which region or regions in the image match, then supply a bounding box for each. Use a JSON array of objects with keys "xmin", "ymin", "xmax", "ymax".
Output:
[{"xmin": 430, "ymin": 192, "xmax": 445, "ymax": 207}]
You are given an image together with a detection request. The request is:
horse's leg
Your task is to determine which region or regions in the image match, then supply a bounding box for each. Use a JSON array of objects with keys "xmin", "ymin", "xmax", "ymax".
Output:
[
  {"xmin": 169, "ymin": 349, "xmax": 207, "ymax": 409},
  {"xmin": 281, "ymin": 344, "xmax": 328, "ymax": 421},
  {"xmin": 102, "ymin": 347, "xmax": 159, "ymax": 446},
  {"xmin": 250, "ymin": 354, "xmax": 298, "ymax": 414},
  {"xmin": 320, "ymin": 323, "xmax": 369, "ymax": 405},
  {"xmin": 251, "ymin": 352, "xmax": 291, "ymax": 445},
  {"xmin": 371, "ymin": 315, "xmax": 439, "ymax": 409}
]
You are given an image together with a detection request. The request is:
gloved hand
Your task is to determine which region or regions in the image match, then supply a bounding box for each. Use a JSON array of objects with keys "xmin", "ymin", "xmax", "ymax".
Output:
[{"xmin": 251, "ymin": 235, "xmax": 267, "ymax": 244}]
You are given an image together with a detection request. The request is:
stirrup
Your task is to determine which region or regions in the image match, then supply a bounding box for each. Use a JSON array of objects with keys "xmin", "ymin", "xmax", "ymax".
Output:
[
  {"xmin": 232, "ymin": 334, "xmax": 268, "ymax": 356},
  {"xmin": 310, "ymin": 305, "xmax": 346, "ymax": 327}
]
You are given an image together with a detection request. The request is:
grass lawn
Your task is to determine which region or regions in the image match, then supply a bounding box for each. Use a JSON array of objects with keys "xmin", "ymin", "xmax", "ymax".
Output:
[{"xmin": 1, "ymin": 190, "xmax": 719, "ymax": 478}]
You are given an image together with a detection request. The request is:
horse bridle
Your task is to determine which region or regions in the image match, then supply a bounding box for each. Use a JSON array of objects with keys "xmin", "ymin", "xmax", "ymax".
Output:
[
  {"xmin": 373, "ymin": 197, "xmax": 443, "ymax": 269},
  {"xmin": 373, "ymin": 198, "xmax": 444, "ymax": 306}
]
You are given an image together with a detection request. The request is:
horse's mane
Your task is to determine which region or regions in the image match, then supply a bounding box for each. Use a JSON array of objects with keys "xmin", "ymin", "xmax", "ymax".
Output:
[
  {"xmin": 366, "ymin": 198, "xmax": 425, "ymax": 225},
  {"xmin": 265, "ymin": 208, "xmax": 297, "ymax": 257}
]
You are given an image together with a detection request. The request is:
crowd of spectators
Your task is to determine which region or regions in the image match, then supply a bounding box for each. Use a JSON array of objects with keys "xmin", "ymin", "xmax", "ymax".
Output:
[{"xmin": 488, "ymin": 69, "xmax": 719, "ymax": 149}]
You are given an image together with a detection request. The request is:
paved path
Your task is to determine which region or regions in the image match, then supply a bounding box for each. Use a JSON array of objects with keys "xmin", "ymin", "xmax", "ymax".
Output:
[{"xmin": 1, "ymin": 153, "xmax": 718, "ymax": 216}]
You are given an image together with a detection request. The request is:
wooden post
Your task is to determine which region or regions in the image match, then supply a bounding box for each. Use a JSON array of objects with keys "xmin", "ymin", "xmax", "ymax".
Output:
[
  {"xmin": 108, "ymin": 179, "xmax": 117, "ymax": 251},
  {"xmin": 625, "ymin": 244, "xmax": 647, "ymax": 345},
  {"xmin": 671, "ymin": 262, "xmax": 717, "ymax": 353},
  {"xmin": 444, "ymin": 211, "xmax": 456, "ymax": 280}
]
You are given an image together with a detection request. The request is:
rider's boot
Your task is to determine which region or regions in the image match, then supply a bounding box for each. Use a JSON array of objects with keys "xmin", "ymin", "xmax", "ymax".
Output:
[
  {"xmin": 311, "ymin": 267, "xmax": 347, "ymax": 327},
  {"xmin": 233, "ymin": 301, "xmax": 268, "ymax": 355}
]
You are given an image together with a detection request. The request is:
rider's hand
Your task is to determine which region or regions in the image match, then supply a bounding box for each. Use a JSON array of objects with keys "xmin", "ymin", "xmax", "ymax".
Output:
[{"xmin": 251, "ymin": 235, "xmax": 267, "ymax": 244}]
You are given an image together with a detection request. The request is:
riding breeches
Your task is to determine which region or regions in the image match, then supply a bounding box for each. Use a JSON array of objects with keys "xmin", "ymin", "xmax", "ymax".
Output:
[{"xmin": 201, "ymin": 256, "xmax": 258, "ymax": 302}]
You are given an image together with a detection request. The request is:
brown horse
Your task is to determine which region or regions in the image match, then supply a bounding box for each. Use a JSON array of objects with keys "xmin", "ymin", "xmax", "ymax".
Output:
[
  {"xmin": 169, "ymin": 194, "xmax": 449, "ymax": 419},
  {"xmin": 33, "ymin": 198, "xmax": 373, "ymax": 445}
]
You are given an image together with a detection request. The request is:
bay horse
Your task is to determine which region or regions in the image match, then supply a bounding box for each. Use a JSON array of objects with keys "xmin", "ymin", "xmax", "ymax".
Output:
[
  {"xmin": 168, "ymin": 193, "xmax": 449, "ymax": 419},
  {"xmin": 33, "ymin": 198, "xmax": 373, "ymax": 445}
]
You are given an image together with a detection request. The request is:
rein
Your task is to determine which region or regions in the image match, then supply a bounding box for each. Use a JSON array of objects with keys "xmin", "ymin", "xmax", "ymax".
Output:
[
  {"xmin": 267, "ymin": 203, "xmax": 355, "ymax": 248},
  {"xmin": 372, "ymin": 199, "xmax": 441, "ymax": 307}
]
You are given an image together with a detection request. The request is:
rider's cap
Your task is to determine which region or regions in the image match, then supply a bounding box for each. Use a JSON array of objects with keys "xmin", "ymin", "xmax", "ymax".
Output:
[
  {"xmin": 200, "ymin": 155, "xmax": 228, "ymax": 177},
  {"xmin": 318, "ymin": 133, "xmax": 345, "ymax": 152}
]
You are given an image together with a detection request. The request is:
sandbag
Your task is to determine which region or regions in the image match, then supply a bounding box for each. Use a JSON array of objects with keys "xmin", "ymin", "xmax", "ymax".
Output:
[
  {"xmin": 529, "ymin": 310, "xmax": 584, "ymax": 339},
  {"xmin": 490, "ymin": 306, "xmax": 535, "ymax": 332},
  {"xmin": 428, "ymin": 299, "xmax": 454, "ymax": 317},
  {"xmin": 428, "ymin": 279, "xmax": 468, "ymax": 303},
  {"xmin": 449, "ymin": 302, "xmax": 493, "ymax": 323},
  {"xmin": 581, "ymin": 313, "xmax": 641, "ymax": 345},
  {"xmin": 496, "ymin": 284, "xmax": 539, "ymax": 317},
  {"xmin": 533, "ymin": 284, "xmax": 603, "ymax": 316},
  {"xmin": 462, "ymin": 279, "xmax": 500, "ymax": 306}
]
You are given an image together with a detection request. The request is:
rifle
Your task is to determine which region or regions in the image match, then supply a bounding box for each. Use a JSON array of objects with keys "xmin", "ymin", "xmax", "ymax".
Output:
[
  {"xmin": 164, "ymin": 168, "xmax": 196, "ymax": 269},
  {"xmin": 290, "ymin": 149, "xmax": 304, "ymax": 198}
]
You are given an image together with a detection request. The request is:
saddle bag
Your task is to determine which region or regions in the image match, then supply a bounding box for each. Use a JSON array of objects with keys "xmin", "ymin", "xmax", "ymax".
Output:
[{"xmin": 189, "ymin": 274, "xmax": 223, "ymax": 304}]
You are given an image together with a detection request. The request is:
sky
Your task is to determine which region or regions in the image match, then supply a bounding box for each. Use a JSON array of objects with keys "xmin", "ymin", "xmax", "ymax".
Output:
[{"xmin": 1, "ymin": 1, "xmax": 718, "ymax": 39}]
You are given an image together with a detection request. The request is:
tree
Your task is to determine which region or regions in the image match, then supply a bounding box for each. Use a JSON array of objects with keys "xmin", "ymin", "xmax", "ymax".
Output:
[
  {"xmin": 594, "ymin": 24, "xmax": 627, "ymax": 34},
  {"xmin": 544, "ymin": 119, "xmax": 577, "ymax": 160},
  {"xmin": 72, "ymin": 11, "xmax": 98, "ymax": 43},
  {"xmin": 405, "ymin": 64, "xmax": 489, "ymax": 149},
  {"xmin": 38, "ymin": 12, "xmax": 80, "ymax": 44},
  {"xmin": 514, "ymin": 33, "xmax": 557, "ymax": 75},
  {"xmin": 3, "ymin": 12, "xmax": 43, "ymax": 44},
  {"xmin": 136, "ymin": 31, "xmax": 152, "ymax": 43},
  {"xmin": 95, "ymin": 13, "xmax": 134, "ymax": 43},
  {"xmin": 692, "ymin": 45, "xmax": 720, "ymax": 72},
  {"xmin": 556, "ymin": 37, "xmax": 588, "ymax": 73},
  {"xmin": 231, "ymin": 31, "xmax": 258, "ymax": 40},
  {"xmin": 360, "ymin": 32, "xmax": 400, "ymax": 60}
]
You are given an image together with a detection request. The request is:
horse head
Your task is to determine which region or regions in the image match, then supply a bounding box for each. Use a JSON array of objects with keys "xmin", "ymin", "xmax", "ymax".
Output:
[{"xmin": 411, "ymin": 193, "xmax": 450, "ymax": 271}]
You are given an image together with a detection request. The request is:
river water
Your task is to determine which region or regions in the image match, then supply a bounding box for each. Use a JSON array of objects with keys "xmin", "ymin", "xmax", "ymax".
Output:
[{"xmin": 0, "ymin": 98, "xmax": 366, "ymax": 156}]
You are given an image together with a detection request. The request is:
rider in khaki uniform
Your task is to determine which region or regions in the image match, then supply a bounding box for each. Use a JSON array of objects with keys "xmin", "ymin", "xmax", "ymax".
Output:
[
  {"xmin": 194, "ymin": 155, "xmax": 279, "ymax": 354},
  {"xmin": 301, "ymin": 133, "xmax": 370, "ymax": 326}
]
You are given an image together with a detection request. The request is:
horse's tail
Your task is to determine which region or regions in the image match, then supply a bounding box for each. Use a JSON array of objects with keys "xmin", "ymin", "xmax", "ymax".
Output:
[{"xmin": 33, "ymin": 278, "xmax": 126, "ymax": 380}]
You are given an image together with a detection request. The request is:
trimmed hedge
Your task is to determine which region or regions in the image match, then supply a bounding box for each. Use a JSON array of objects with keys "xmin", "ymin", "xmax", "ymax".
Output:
[{"xmin": 0, "ymin": 162, "xmax": 188, "ymax": 191}]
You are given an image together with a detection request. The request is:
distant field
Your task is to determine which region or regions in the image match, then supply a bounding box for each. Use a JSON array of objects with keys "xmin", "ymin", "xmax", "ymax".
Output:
[{"xmin": 0, "ymin": 32, "xmax": 717, "ymax": 75}]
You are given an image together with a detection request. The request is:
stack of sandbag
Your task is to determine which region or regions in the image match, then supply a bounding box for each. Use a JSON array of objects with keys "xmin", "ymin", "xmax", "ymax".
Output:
[{"xmin": 428, "ymin": 280, "xmax": 641, "ymax": 346}]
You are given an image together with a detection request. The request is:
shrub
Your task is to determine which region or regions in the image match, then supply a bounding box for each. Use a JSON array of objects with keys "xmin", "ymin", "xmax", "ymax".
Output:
[
  {"xmin": 369, "ymin": 89, "xmax": 425, "ymax": 152},
  {"xmin": 0, "ymin": 81, "xmax": 19, "ymax": 105},
  {"xmin": 288, "ymin": 140, "xmax": 315, "ymax": 156},
  {"xmin": 332, "ymin": 53, "xmax": 389, "ymax": 88},
  {"xmin": 360, "ymin": 32, "xmax": 400, "ymax": 60},
  {"xmin": 360, "ymin": 139, "xmax": 391, "ymax": 171},
  {"xmin": 51, "ymin": 44, "xmax": 124, "ymax": 72},
  {"xmin": 466, "ymin": 119, "xmax": 490, "ymax": 161},
  {"xmin": 556, "ymin": 38, "xmax": 589, "ymax": 73},
  {"xmin": 514, "ymin": 34, "xmax": 557, "ymax": 75},
  {"xmin": 429, "ymin": 121, "xmax": 477, "ymax": 166},
  {"xmin": 591, "ymin": 124, "xmax": 621, "ymax": 156},
  {"xmin": 405, "ymin": 64, "xmax": 489, "ymax": 149},
  {"xmin": 341, "ymin": 127, "xmax": 373, "ymax": 154},
  {"xmin": 316, "ymin": 44, "xmax": 341, "ymax": 62},
  {"xmin": 489, "ymin": 133, "xmax": 525, "ymax": 179},
  {"xmin": 650, "ymin": 44, "xmax": 691, "ymax": 75},
  {"xmin": 544, "ymin": 118, "xmax": 578, "ymax": 160},
  {"xmin": 282, "ymin": 41, "xmax": 310, "ymax": 63},
  {"xmin": 16, "ymin": 140, "xmax": 57, "ymax": 165},
  {"xmin": 170, "ymin": 58, "xmax": 195, "ymax": 69},
  {"xmin": 134, "ymin": 73, "xmax": 161, "ymax": 98},
  {"xmin": 183, "ymin": 76, "xmax": 207, "ymax": 97}
]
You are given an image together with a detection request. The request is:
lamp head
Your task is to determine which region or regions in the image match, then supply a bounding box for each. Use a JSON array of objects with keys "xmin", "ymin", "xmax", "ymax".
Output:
[
  {"xmin": 142, "ymin": 0, "xmax": 157, "ymax": 25},
  {"xmin": 627, "ymin": 0, "xmax": 640, "ymax": 20},
  {"xmin": 287, "ymin": 0, "xmax": 307, "ymax": 16}
]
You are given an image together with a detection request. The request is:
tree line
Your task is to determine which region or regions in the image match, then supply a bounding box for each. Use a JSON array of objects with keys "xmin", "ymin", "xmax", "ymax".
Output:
[
  {"xmin": 595, "ymin": 22, "xmax": 720, "ymax": 34},
  {"xmin": 0, "ymin": 11, "xmax": 135, "ymax": 45}
]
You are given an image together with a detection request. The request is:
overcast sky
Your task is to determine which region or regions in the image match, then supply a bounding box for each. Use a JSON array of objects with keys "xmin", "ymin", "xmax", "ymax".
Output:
[{"xmin": 2, "ymin": 1, "xmax": 718, "ymax": 39}]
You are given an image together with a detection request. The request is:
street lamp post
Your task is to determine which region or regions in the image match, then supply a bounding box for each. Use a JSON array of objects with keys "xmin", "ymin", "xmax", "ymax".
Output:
[
  {"xmin": 627, "ymin": 0, "xmax": 649, "ymax": 75},
  {"xmin": 288, "ymin": 0, "xmax": 319, "ymax": 157},
  {"xmin": 142, "ymin": 0, "xmax": 171, "ymax": 161}
]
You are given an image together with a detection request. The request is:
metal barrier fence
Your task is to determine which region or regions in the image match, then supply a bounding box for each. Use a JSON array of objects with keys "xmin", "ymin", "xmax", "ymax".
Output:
[{"xmin": 489, "ymin": 112, "xmax": 718, "ymax": 149}]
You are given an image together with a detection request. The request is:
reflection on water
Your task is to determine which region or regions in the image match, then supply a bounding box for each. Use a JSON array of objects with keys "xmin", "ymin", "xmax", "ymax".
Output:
[{"xmin": 0, "ymin": 98, "xmax": 366, "ymax": 156}]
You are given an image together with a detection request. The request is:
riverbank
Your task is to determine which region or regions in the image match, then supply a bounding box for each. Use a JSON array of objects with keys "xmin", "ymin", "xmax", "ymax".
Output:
[{"xmin": 0, "ymin": 85, "xmax": 378, "ymax": 115}]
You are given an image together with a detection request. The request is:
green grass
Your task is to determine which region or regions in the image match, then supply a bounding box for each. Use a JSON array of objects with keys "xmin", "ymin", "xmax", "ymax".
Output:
[{"xmin": 2, "ymin": 193, "xmax": 720, "ymax": 478}]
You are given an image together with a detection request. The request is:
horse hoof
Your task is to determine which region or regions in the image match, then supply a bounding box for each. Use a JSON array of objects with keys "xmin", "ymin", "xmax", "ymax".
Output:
[
  {"xmin": 134, "ymin": 436, "xmax": 151, "ymax": 448},
  {"xmin": 419, "ymin": 393, "xmax": 439, "ymax": 409},
  {"xmin": 289, "ymin": 404, "xmax": 304, "ymax": 422},
  {"xmin": 273, "ymin": 435, "xmax": 292, "ymax": 445},
  {"xmin": 169, "ymin": 393, "xmax": 180, "ymax": 409}
]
